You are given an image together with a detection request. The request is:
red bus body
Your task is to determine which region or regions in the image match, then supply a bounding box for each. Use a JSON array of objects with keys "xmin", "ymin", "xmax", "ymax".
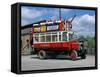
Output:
[{"xmin": 33, "ymin": 41, "xmax": 80, "ymax": 52}]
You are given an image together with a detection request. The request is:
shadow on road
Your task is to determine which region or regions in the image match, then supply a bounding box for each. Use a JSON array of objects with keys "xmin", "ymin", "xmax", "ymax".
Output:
[{"xmin": 30, "ymin": 56, "xmax": 82, "ymax": 61}]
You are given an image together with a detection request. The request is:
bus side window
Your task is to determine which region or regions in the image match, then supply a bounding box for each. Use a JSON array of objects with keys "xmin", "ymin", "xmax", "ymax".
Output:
[
  {"xmin": 40, "ymin": 36, "xmax": 45, "ymax": 42},
  {"xmin": 34, "ymin": 34, "xmax": 39, "ymax": 43},
  {"xmin": 69, "ymin": 34, "xmax": 73, "ymax": 41},
  {"xmin": 62, "ymin": 32, "xmax": 67, "ymax": 41},
  {"xmin": 52, "ymin": 33, "xmax": 57, "ymax": 42},
  {"xmin": 46, "ymin": 33, "xmax": 51, "ymax": 42},
  {"xmin": 35, "ymin": 37, "xmax": 39, "ymax": 42},
  {"xmin": 40, "ymin": 34, "xmax": 45, "ymax": 42}
]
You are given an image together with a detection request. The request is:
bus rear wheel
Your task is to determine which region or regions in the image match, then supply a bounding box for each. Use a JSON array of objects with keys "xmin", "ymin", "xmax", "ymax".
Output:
[
  {"xmin": 70, "ymin": 50, "xmax": 77, "ymax": 61},
  {"xmin": 38, "ymin": 50, "xmax": 47, "ymax": 59}
]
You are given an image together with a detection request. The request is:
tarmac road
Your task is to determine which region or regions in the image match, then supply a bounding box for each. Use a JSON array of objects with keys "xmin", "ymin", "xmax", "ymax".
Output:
[{"xmin": 21, "ymin": 55, "xmax": 95, "ymax": 71}]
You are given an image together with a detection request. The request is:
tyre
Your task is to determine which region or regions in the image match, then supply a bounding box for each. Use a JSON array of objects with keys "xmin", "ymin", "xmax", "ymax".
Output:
[
  {"xmin": 80, "ymin": 49, "xmax": 87, "ymax": 59},
  {"xmin": 81, "ymin": 54, "xmax": 86, "ymax": 59},
  {"xmin": 37, "ymin": 50, "xmax": 47, "ymax": 59},
  {"xmin": 70, "ymin": 50, "xmax": 78, "ymax": 61}
]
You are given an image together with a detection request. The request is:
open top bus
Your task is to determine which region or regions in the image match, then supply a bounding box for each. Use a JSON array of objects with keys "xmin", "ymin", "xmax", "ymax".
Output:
[{"xmin": 32, "ymin": 17, "xmax": 87, "ymax": 60}]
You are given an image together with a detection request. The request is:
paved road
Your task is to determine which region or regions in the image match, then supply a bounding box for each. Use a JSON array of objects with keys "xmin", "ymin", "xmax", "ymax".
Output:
[{"xmin": 21, "ymin": 55, "xmax": 95, "ymax": 71}]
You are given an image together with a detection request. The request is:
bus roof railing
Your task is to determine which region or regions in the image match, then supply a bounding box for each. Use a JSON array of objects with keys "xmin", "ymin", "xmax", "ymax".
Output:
[{"xmin": 33, "ymin": 20, "xmax": 62, "ymax": 26}]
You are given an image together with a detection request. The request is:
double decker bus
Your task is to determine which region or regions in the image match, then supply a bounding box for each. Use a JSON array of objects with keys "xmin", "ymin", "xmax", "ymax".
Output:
[{"xmin": 32, "ymin": 18, "xmax": 87, "ymax": 60}]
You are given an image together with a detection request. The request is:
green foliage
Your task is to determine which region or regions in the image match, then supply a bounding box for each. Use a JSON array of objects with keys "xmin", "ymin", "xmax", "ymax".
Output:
[
  {"xmin": 78, "ymin": 35, "xmax": 95, "ymax": 48},
  {"xmin": 86, "ymin": 36, "xmax": 95, "ymax": 48}
]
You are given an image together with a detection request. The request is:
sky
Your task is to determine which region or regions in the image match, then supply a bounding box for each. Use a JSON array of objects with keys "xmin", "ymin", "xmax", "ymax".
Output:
[{"xmin": 21, "ymin": 6, "xmax": 95, "ymax": 37}]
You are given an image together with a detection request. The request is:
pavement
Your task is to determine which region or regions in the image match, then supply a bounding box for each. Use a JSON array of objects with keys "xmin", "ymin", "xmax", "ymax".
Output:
[{"xmin": 21, "ymin": 55, "xmax": 95, "ymax": 71}]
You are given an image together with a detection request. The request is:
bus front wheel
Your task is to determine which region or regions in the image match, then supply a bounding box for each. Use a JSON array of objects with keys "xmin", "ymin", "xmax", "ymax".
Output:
[{"xmin": 70, "ymin": 50, "xmax": 78, "ymax": 61}]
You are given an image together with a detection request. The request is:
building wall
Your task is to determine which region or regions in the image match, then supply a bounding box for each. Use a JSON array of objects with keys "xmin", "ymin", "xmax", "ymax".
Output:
[
  {"xmin": 21, "ymin": 27, "xmax": 33, "ymax": 55},
  {"xmin": 21, "ymin": 35, "xmax": 31, "ymax": 55}
]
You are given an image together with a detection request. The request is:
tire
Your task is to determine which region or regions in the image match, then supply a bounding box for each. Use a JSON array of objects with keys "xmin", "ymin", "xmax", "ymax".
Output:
[
  {"xmin": 81, "ymin": 49, "xmax": 87, "ymax": 59},
  {"xmin": 70, "ymin": 50, "xmax": 78, "ymax": 61},
  {"xmin": 37, "ymin": 50, "xmax": 47, "ymax": 59},
  {"xmin": 81, "ymin": 54, "xmax": 86, "ymax": 59}
]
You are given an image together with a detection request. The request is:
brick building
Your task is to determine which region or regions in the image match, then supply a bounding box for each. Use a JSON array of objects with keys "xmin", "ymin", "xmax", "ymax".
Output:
[{"xmin": 21, "ymin": 20, "xmax": 46, "ymax": 55}]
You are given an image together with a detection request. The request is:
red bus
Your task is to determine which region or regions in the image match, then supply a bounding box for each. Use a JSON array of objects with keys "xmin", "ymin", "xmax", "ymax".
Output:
[{"xmin": 32, "ymin": 20, "xmax": 87, "ymax": 60}]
